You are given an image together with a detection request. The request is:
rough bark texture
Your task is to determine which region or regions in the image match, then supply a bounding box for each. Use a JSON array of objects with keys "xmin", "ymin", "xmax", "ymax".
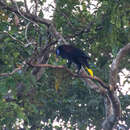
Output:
[
  {"xmin": 110, "ymin": 43, "xmax": 130, "ymax": 90},
  {"xmin": 102, "ymin": 43, "xmax": 130, "ymax": 130}
]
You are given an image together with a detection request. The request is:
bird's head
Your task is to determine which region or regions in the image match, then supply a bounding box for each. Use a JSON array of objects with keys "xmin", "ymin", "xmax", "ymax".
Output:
[
  {"xmin": 55, "ymin": 48, "xmax": 60, "ymax": 62},
  {"xmin": 56, "ymin": 48, "xmax": 60, "ymax": 56}
]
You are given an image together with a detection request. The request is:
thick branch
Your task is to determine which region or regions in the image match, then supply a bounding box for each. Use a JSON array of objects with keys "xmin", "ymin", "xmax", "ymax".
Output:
[
  {"xmin": 80, "ymin": 68, "xmax": 107, "ymax": 94},
  {"xmin": 24, "ymin": 0, "xmax": 29, "ymax": 13},
  {"xmin": 110, "ymin": 43, "xmax": 130, "ymax": 90},
  {"xmin": 103, "ymin": 43, "xmax": 130, "ymax": 130},
  {"xmin": 0, "ymin": 1, "xmax": 51, "ymax": 26},
  {"xmin": 0, "ymin": 1, "xmax": 69, "ymax": 45},
  {"xmin": 29, "ymin": 63, "xmax": 108, "ymax": 94},
  {"xmin": 102, "ymin": 91, "xmax": 121, "ymax": 130}
]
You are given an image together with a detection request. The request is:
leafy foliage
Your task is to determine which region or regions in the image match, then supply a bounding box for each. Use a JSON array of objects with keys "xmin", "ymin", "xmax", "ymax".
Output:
[{"xmin": 0, "ymin": 0, "xmax": 129, "ymax": 129}]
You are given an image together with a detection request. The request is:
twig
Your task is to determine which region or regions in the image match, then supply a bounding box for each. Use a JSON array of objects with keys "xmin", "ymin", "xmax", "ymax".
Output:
[
  {"xmin": 0, "ymin": 31, "xmax": 24, "ymax": 45},
  {"xmin": 25, "ymin": 22, "xmax": 31, "ymax": 44},
  {"xmin": 15, "ymin": 1, "xmax": 39, "ymax": 26},
  {"xmin": 0, "ymin": 67, "xmax": 22, "ymax": 77}
]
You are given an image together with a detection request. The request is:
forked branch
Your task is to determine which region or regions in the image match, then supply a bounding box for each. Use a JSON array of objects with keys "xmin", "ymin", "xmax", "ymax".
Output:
[
  {"xmin": 102, "ymin": 43, "xmax": 130, "ymax": 130},
  {"xmin": 110, "ymin": 43, "xmax": 130, "ymax": 90}
]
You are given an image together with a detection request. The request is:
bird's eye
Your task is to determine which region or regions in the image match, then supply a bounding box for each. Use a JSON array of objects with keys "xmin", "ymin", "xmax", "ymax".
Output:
[{"xmin": 56, "ymin": 49, "xmax": 60, "ymax": 55}]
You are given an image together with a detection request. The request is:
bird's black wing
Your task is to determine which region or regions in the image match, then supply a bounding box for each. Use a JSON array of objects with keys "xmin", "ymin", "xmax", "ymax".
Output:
[{"xmin": 64, "ymin": 45, "xmax": 90, "ymax": 60}]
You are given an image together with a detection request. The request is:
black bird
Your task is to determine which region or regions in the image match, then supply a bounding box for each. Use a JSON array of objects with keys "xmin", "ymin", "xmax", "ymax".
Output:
[{"xmin": 56, "ymin": 44, "xmax": 93, "ymax": 76}]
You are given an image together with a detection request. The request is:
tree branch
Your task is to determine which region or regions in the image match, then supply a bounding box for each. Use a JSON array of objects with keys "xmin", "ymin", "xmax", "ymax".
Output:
[
  {"xmin": 24, "ymin": 0, "xmax": 29, "ymax": 13},
  {"xmin": 0, "ymin": 31, "xmax": 25, "ymax": 45},
  {"xmin": 1, "ymin": 2, "xmax": 129, "ymax": 130},
  {"xmin": 110, "ymin": 43, "xmax": 130, "ymax": 90},
  {"xmin": 28, "ymin": 63, "xmax": 108, "ymax": 94},
  {"xmin": 0, "ymin": 66, "xmax": 22, "ymax": 77},
  {"xmin": 0, "ymin": 1, "xmax": 69, "ymax": 45},
  {"xmin": 102, "ymin": 43, "xmax": 130, "ymax": 130},
  {"xmin": 0, "ymin": 1, "xmax": 51, "ymax": 26}
]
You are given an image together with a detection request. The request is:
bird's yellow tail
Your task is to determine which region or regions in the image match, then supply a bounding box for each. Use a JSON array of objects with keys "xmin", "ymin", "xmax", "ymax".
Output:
[{"xmin": 85, "ymin": 67, "xmax": 94, "ymax": 77}]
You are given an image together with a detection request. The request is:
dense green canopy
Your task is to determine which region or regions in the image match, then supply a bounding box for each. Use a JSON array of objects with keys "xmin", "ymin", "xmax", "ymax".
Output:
[{"xmin": 0, "ymin": 0, "xmax": 129, "ymax": 129}]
